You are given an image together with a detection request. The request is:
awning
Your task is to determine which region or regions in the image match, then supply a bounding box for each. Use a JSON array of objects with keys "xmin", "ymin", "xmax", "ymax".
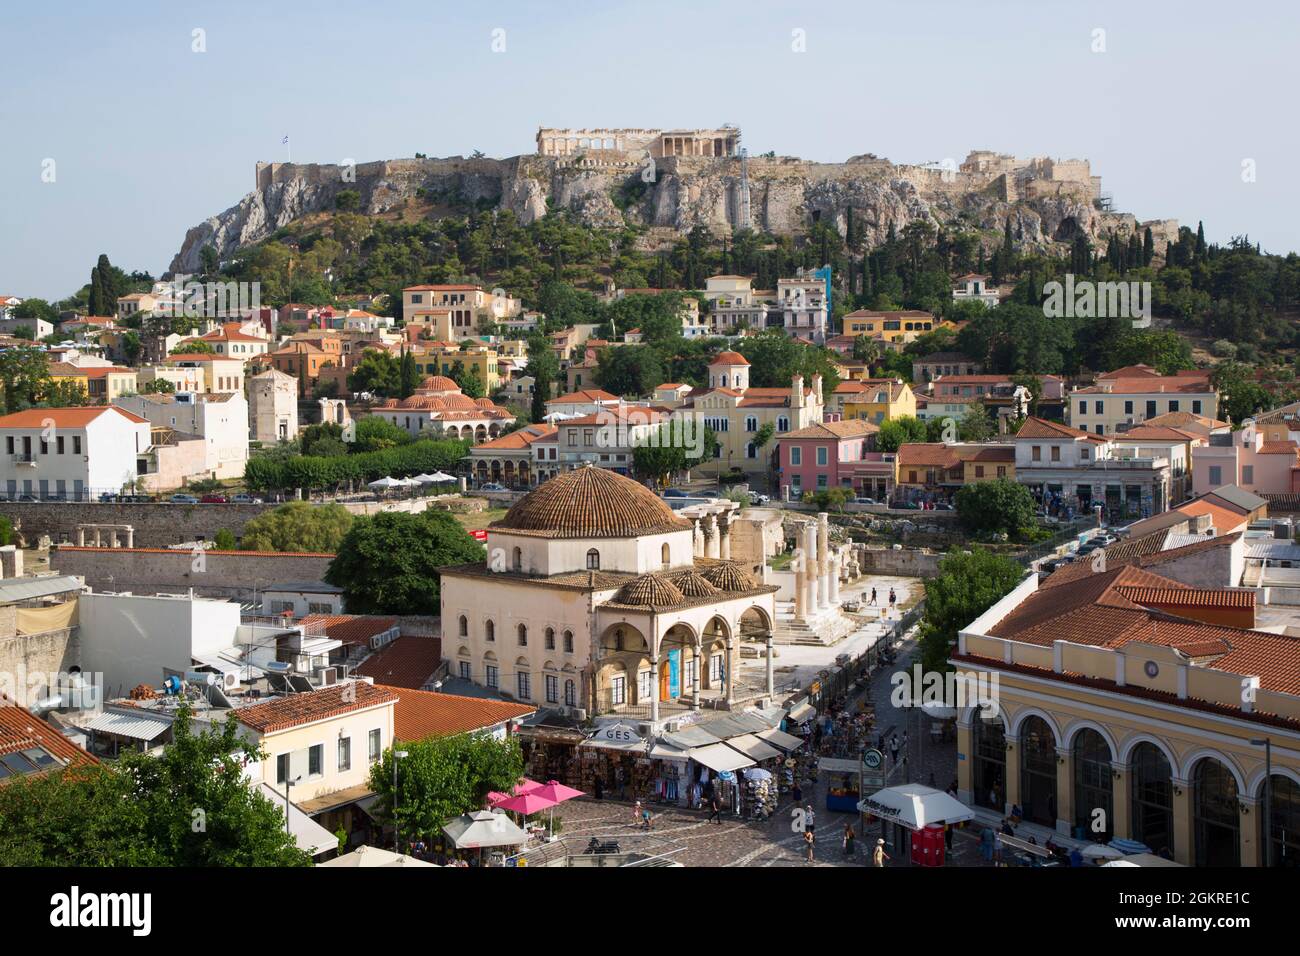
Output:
[
  {"xmin": 858, "ymin": 784, "xmax": 974, "ymax": 830},
  {"xmin": 688, "ymin": 742, "xmax": 756, "ymax": 773},
  {"xmin": 756, "ymin": 727, "xmax": 805, "ymax": 752},
  {"xmin": 787, "ymin": 701, "xmax": 816, "ymax": 723},
  {"xmin": 80, "ymin": 710, "xmax": 171, "ymax": 742},
  {"xmin": 661, "ymin": 725, "xmax": 722, "ymax": 749},
  {"xmin": 192, "ymin": 650, "xmax": 265, "ymax": 681},
  {"xmin": 296, "ymin": 782, "xmax": 377, "ymax": 816},
  {"xmin": 259, "ymin": 784, "xmax": 336, "ymax": 856},
  {"xmin": 582, "ymin": 722, "xmax": 647, "ymax": 751},
  {"xmin": 725, "ymin": 733, "xmax": 782, "ymax": 762},
  {"xmin": 647, "ymin": 741, "xmax": 692, "ymax": 761}
]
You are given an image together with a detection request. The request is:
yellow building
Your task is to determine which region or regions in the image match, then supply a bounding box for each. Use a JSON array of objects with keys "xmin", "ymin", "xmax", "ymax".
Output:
[
  {"xmin": 953, "ymin": 556, "xmax": 1300, "ymax": 867},
  {"xmin": 835, "ymin": 378, "xmax": 916, "ymax": 424},
  {"xmin": 841, "ymin": 310, "xmax": 954, "ymax": 347},
  {"xmin": 409, "ymin": 344, "xmax": 501, "ymax": 394}
]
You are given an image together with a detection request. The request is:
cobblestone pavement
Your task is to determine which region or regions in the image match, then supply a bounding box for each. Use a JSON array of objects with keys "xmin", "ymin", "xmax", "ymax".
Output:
[{"xmin": 548, "ymin": 627, "xmax": 990, "ymax": 868}]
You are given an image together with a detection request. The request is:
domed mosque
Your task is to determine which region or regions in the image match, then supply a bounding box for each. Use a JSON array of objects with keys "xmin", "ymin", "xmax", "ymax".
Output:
[
  {"xmin": 437, "ymin": 465, "xmax": 778, "ymax": 723},
  {"xmin": 370, "ymin": 373, "xmax": 515, "ymax": 443}
]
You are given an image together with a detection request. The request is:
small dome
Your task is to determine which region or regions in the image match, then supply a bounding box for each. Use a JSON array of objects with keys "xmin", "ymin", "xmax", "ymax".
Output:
[
  {"xmin": 418, "ymin": 375, "xmax": 459, "ymax": 392},
  {"xmin": 617, "ymin": 573, "xmax": 685, "ymax": 607},
  {"xmin": 666, "ymin": 568, "xmax": 720, "ymax": 598},
  {"xmin": 493, "ymin": 466, "xmax": 692, "ymax": 538},
  {"xmin": 441, "ymin": 393, "xmax": 477, "ymax": 409},
  {"xmin": 380, "ymin": 398, "xmax": 400, "ymax": 408},
  {"xmin": 701, "ymin": 562, "xmax": 756, "ymax": 592},
  {"xmin": 710, "ymin": 350, "xmax": 750, "ymax": 367},
  {"xmin": 474, "ymin": 397, "xmax": 494, "ymax": 408}
]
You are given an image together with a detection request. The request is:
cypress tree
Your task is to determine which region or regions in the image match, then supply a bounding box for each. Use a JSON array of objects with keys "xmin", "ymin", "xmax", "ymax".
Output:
[
  {"xmin": 1195, "ymin": 221, "xmax": 1207, "ymax": 260},
  {"xmin": 1143, "ymin": 227, "xmax": 1154, "ymax": 266},
  {"xmin": 89, "ymin": 266, "xmax": 105, "ymax": 316}
]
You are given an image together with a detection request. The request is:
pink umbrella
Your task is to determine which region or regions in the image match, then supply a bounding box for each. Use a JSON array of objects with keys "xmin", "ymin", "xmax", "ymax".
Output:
[
  {"xmin": 497, "ymin": 791, "xmax": 558, "ymax": 827},
  {"xmin": 530, "ymin": 780, "xmax": 585, "ymax": 836},
  {"xmin": 487, "ymin": 778, "xmax": 545, "ymax": 808}
]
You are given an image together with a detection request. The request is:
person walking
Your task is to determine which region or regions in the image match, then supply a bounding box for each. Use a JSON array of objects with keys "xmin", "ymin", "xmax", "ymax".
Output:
[
  {"xmin": 804, "ymin": 804, "xmax": 816, "ymax": 836},
  {"xmin": 792, "ymin": 780, "xmax": 802, "ymax": 806},
  {"xmin": 594, "ymin": 776, "xmax": 604, "ymax": 801},
  {"xmin": 869, "ymin": 587, "xmax": 877, "ymax": 606},
  {"xmin": 804, "ymin": 829, "xmax": 815, "ymax": 864},
  {"xmin": 944, "ymin": 823, "xmax": 954, "ymax": 855},
  {"xmin": 706, "ymin": 793, "xmax": 722, "ymax": 825},
  {"xmin": 889, "ymin": 734, "xmax": 900, "ymax": 766},
  {"xmin": 632, "ymin": 801, "xmax": 644, "ymax": 827},
  {"xmin": 888, "ymin": 588, "xmax": 897, "ymax": 612},
  {"xmin": 872, "ymin": 838, "xmax": 890, "ymax": 867},
  {"xmin": 843, "ymin": 822, "xmax": 856, "ymax": 858}
]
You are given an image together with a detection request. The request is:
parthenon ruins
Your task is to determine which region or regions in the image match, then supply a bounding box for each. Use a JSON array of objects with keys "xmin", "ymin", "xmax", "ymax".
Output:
[{"xmin": 536, "ymin": 127, "xmax": 740, "ymax": 159}]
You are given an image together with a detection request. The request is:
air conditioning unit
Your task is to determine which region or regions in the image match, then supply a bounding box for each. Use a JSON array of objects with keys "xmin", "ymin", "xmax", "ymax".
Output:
[
  {"xmin": 317, "ymin": 667, "xmax": 339, "ymax": 686},
  {"xmin": 636, "ymin": 722, "xmax": 654, "ymax": 738},
  {"xmin": 569, "ymin": 707, "xmax": 587, "ymax": 721}
]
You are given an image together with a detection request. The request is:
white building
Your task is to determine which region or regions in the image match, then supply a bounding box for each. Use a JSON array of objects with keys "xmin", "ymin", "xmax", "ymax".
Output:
[
  {"xmin": 115, "ymin": 391, "xmax": 249, "ymax": 479},
  {"xmin": 951, "ymin": 273, "xmax": 1001, "ymax": 307},
  {"xmin": 248, "ymin": 367, "xmax": 299, "ymax": 444},
  {"xmin": 777, "ymin": 275, "xmax": 829, "ymax": 344},
  {"xmin": 0, "ymin": 406, "xmax": 150, "ymax": 501}
]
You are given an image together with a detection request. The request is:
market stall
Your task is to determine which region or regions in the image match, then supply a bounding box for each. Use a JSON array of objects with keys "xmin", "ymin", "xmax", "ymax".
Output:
[
  {"xmin": 578, "ymin": 722, "xmax": 651, "ymax": 800},
  {"xmin": 688, "ymin": 742, "xmax": 757, "ymax": 816},
  {"xmin": 819, "ymin": 757, "xmax": 862, "ymax": 812},
  {"xmin": 858, "ymin": 783, "xmax": 974, "ymax": 866}
]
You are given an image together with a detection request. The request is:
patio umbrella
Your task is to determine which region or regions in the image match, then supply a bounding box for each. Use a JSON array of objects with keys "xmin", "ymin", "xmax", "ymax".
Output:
[
  {"xmin": 486, "ymin": 777, "xmax": 545, "ymax": 808},
  {"xmin": 318, "ymin": 845, "xmax": 439, "ymax": 867},
  {"xmin": 411, "ymin": 473, "xmax": 439, "ymax": 484},
  {"xmin": 858, "ymin": 783, "xmax": 975, "ymax": 830},
  {"xmin": 442, "ymin": 809, "xmax": 527, "ymax": 851},
  {"xmin": 368, "ymin": 475, "xmax": 402, "ymax": 490},
  {"xmin": 429, "ymin": 470, "xmax": 457, "ymax": 483},
  {"xmin": 529, "ymin": 779, "xmax": 586, "ymax": 837},
  {"xmin": 1081, "ymin": 843, "xmax": 1125, "ymax": 861},
  {"xmin": 496, "ymin": 791, "xmax": 558, "ymax": 816},
  {"xmin": 743, "ymin": 767, "xmax": 773, "ymax": 782}
]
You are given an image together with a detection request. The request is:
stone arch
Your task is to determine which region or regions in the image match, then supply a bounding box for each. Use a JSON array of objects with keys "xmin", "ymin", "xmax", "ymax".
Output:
[
  {"xmin": 1181, "ymin": 749, "xmax": 1247, "ymax": 792},
  {"xmin": 457, "ymin": 645, "xmax": 470, "ymax": 658},
  {"xmin": 1062, "ymin": 719, "xmax": 1119, "ymax": 758},
  {"xmin": 1117, "ymin": 733, "xmax": 1179, "ymax": 770},
  {"xmin": 738, "ymin": 605, "xmax": 772, "ymax": 640},
  {"xmin": 597, "ymin": 622, "xmax": 649, "ymax": 655},
  {"xmin": 1248, "ymin": 764, "xmax": 1300, "ymax": 797},
  {"xmin": 1007, "ymin": 706, "xmax": 1062, "ymax": 745}
]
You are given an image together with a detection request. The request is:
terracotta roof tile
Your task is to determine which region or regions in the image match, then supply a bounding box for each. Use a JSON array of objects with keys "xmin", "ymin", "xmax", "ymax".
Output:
[
  {"xmin": 235, "ymin": 682, "xmax": 399, "ymax": 734},
  {"xmin": 386, "ymin": 687, "xmax": 535, "ymax": 742},
  {"xmin": 300, "ymin": 614, "xmax": 399, "ymax": 648},
  {"xmin": 491, "ymin": 466, "xmax": 691, "ymax": 538},
  {"xmin": 353, "ymin": 637, "xmax": 442, "ymax": 690},
  {"xmin": 0, "ymin": 698, "xmax": 98, "ymax": 778}
]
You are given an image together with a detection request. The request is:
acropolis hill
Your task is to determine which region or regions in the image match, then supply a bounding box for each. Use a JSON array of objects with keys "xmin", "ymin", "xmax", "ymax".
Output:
[{"xmin": 169, "ymin": 125, "xmax": 1178, "ymax": 274}]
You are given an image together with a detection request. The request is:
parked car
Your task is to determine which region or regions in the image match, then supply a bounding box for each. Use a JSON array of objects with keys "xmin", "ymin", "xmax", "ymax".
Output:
[
  {"xmin": 853, "ymin": 496, "xmax": 876, "ymax": 505},
  {"xmin": 230, "ymin": 493, "xmax": 263, "ymax": 504},
  {"xmin": 479, "ymin": 482, "xmax": 508, "ymax": 493},
  {"xmin": 695, "ymin": 489, "xmax": 720, "ymax": 499},
  {"xmin": 747, "ymin": 491, "xmax": 770, "ymax": 506},
  {"xmin": 200, "ymin": 494, "xmax": 229, "ymax": 504},
  {"xmin": 169, "ymin": 494, "xmax": 200, "ymax": 504},
  {"xmin": 663, "ymin": 489, "xmax": 690, "ymax": 498},
  {"xmin": 99, "ymin": 492, "xmax": 119, "ymax": 503}
]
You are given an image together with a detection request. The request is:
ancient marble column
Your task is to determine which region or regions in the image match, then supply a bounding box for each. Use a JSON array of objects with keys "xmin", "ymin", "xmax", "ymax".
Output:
[
  {"xmin": 793, "ymin": 536, "xmax": 807, "ymax": 621},
  {"xmin": 692, "ymin": 642, "xmax": 702, "ymax": 709},
  {"xmin": 829, "ymin": 547, "xmax": 841, "ymax": 605},
  {"xmin": 803, "ymin": 522, "xmax": 818, "ymax": 617},
  {"xmin": 718, "ymin": 514, "xmax": 732, "ymax": 560},
  {"xmin": 724, "ymin": 641, "xmax": 735, "ymax": 703},
  {"xmin": 765, "ymin": 635, "xmax": 775, "ymax": 699},
  {"xmin": 817, "ymin": 513, "xmax": 831, "ymax": 611},
  {"xmin": 649, "ymin": 655, "xmax": 659, "ymax": 723},
  {"xmin": 705, "ymin": 515, "xmax": 720, "ymax": 559}
]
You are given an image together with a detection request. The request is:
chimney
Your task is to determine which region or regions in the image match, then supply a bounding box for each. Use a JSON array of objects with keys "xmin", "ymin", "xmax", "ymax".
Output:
[
  {"xmin": 811, "ymin": 374, "xmax": 823, "ymax": 403},
  {"xmin": 792, "ymin": 375, "xmax": 805, "ymax": 410}
]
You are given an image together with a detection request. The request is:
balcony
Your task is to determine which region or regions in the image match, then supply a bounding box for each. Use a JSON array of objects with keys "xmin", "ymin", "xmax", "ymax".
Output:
[{"xmin": 12, "ymin": 454, "xmax": 37, "ymax": 466}]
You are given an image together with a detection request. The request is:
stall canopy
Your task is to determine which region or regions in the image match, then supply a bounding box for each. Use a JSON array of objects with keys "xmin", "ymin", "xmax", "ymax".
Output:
[
  {"xmin": 583, "ymin": 722, "xmax": 647, "ymax": 751},
  {"xmin": 318, "ymin": 845, "xmax": 439, "ymax": 868},
  {"xmin": 661, "ymin": 725, "xmax": 722, "ymax": 750},
  {"xmin": 858, "ymin": 784, "xmax": 974, "ymax": 830},
  {"xmin": 1103, "ymin": 853, "xmax": 1185, "ymax": 868},
  {"xmin": 725, "ymin": 733, "xmax": 782, "ymax": 762},
  {"xmin": 755, "ymin": 727, "xmax": 805, "ymax": 752},
  {"xmin": 688, "ymin": 742, "xmax": 757, "ymax": 773},
  {"xmin": 698, "ymin": 713, "xmax": 772, "ymax": 739},
  {"xmin": 787, "ymin": 700, "xmax": 816, "ymax": 723},
  {"xmin": 442, "ymin": 810, "xmax": 527, "ymax": 849}
]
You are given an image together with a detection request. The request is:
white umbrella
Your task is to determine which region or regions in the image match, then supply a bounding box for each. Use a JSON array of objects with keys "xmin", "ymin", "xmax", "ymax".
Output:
[
  {"xmin": 1081, "ymin": 843, "xmax": 1124, "ymax": 861},
  {"xmin": 442, "ymin": 809, "xmax": 528, "ymax": 850},
  {"xmin": 318, "ymin": 845, "xmax": 439, "ymax": 867},
  {"xmin": 368, "ymin": 476, "xmax": 402, "ymax": 490},
  {"xmin": 411, "ymin": 473, "xmax": 440, "ymax": 484},
  {"xmin": 429, "ymin": 470, "xmax": 456, "ymax": 483},
  {"xmin": 858, "ymin": 783, "xmax": 974, "ymax": 829},
  {"xmin": 920, "ymin": 700, "xmax": 958, "ymax": 720}
]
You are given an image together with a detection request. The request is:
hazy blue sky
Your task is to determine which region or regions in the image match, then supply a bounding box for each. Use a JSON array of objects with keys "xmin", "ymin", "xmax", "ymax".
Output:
[{"xmin": 3, "ymin": 0, "xmax": 1296, "ymax": 299}]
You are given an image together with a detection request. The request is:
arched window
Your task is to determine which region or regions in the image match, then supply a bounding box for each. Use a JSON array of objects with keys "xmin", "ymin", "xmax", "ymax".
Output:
[
  {"xmin": 517, "ymin": 623, "xmax": 528, "ymax": 647},
  {"xmin": 777, "ymin": 416, "xmax": 789, "ymax": 432},
  {"xmin": 661, "ymin": 543, "xmax": 671, "ymax": 569},
  {"xmin": 586, "ymin": 549, "xmax": 600, "ymax": 570},
  {"xmin": 563, "ymin": 630, "xmax": 574, "ymax": 653},
  {"xmin": 1193, "ymin": 758, "xmax": 1240, "ymax": 867},
  {"xmin": 1262, "ymin": 774, "xmax": 1300, "ymax": 867},
  {"xmin": 1131, "ymin": 742, "xmax": 1173, "ymax": 857},
  {"xmin": 1073, "ymin": 729, "xmax": 1113, "ymax": 841},
  {"xmin": 972, "ymin": 714, "xmax": 1006, "ymax": 811},
  {"xmin": 545, "ymin": 627, "xmax": 555, "ymax": 650},
  {"xmin": 485, "ymin": 620, "xmax": 495, "ymax": 642},
  {"xmin": 1019, "ymin": 716, "xmax": 1057, "ymax": 827},
  {"xmin": 458, "ymin": 615, "xmax": 467, "ymax": 637},
  {"xmin": 512, "ymin": 547, "xmax": 522, "ymax": 572}
]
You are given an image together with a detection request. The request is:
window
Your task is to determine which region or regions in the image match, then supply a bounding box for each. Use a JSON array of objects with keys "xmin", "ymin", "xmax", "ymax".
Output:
[
  {"xmin": 1050, "ymin": 445, "xmax": 1060, "ymax": 462},
  {"xmin": 638, "ymin": 668, "xmax": 653, "ymax": 703},
  {"xmin": 661, "ymin": 543, "xmax": 671, "ymax": 569},
  {"xmin": 745, "ymin": 416, "xmax": 757, "ymax": 432},
  {"xmin": 1192, "ymin": 400, "xmax": 1202, "ymax": 414},
  {"xmin": 1145, "ymin": 400, "xmax": 1156, "ymax": 418},
  {"xmin": 1168, "ymin": 400, "xmax": 1179, "ymax": 413},
  {"xmin": 518, "ymin": 623, "xmax": 527, "ymax": 646},
  {"xmin": 564, "ymin": 679, "xmax": 576, "ymax": 706},
  {"xmin": 512, "ymin": 547, "xmax": 522, "ymax": 571},
  {"xmin": 816, "ymin": 446, "xmax": 828, "ymax": 466},
  {"xmin": 486, "ymin": 665, "xmax": 499, "ymax": 689},
  {"xmin": 56, "ymin": 436, "xmax": 64, "ymax": 454},
  {"xmin": 276, "ymin": 753, "xmax": 289, "ymax": 784},
  {"xmin": 546, "ymin": 674, "xmax": 558, "ymax": 703},
  {"xmin": 975, "ymin": 465, "xmax": 985, "ymax": 478},
  {"xmin": 337, "ymin": 737, "xmax": 351, "ymax": 772},
  {"xmin": 709, "ymin": 654, "xmax": 723, "ymax": 684},
  {"xmin": 610, "ymin": 675, "xmax": 626, "ymax": 706},
  {"xmin": 1031, "ymin": 446, "xmax": 1042, "ymax": 462},
  {"xmin": 459, "ymin": 660, "xmax": 471, "ymax": 680},
  {"xmin": 563, "ymin": 630, "xmax": 574, "ymax": 653},
  {"xmin": 1209, "ymin": 465, "xmax": 1222, "ymax": 486},
  {"xmin": 816, "ymin": 474, "xmax": 828, "ymax": 489},
  {"xmin": 368, "ymin": 729, "xmax": 381, "ymax": 762},
  {"xmin": 996, "ymin": 466, "xmax": 1007, "ymax": 477},
  {"xmin": 1242, "ymin": 465, "xmax": 1254, "ymax": 485},
  {"xmin": 586, "ymin": 549, "xmax": 600, "ymax": 570},
  {"xmin": 485, "ymin": 619, "xmax": 495, "ymax": 642},
  {"xmin": 545, "ymin": 627, "xmax": 555, "ymax": 650},
  {"xmin": 517, "ymin": 672, "xmax": 531, "ymax": 700},
  {"xmin": 1094, "ymin": 401, "xmax": 1104, "ymax": 414},
  {"xmin": 1080, "ymin": 447, "xmax": 1090, "ymax": 461},
  {"xmin": 746, "ymin": 443, "xmax": 756, "ymax": 459},
  {"xmin": 458, "ymin": 615, "xmax": 468, "ymax": 637},
  {"xmin": 790, "ymin": 447, "xmax": 802, "ymax": 466},
  {"xmin": 3, "ymin": 437, "xmax": 10, "ymax": 454},
  {"xmin": 1124, "ymin": 401, "xmax": 1133, "ymax": 415},
  {"xmin": 777, "ymin": 416, "xmax": 789, "ymax": 432}
]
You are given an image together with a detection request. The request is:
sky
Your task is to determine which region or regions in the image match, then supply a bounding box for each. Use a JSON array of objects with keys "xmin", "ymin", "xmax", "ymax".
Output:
[{"xmin": 2, "ymin": 0, "xmax": 1297, "ymax": 300}]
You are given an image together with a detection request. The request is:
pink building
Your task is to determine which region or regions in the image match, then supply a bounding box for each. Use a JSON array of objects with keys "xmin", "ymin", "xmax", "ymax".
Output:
[
  {"xmin": 1193, "ymin": 421, "xmax": 1300, "ymax": 496},
  {"xmin": 776, "ymin": 419, "xmax": 885, "ymax": 499}
]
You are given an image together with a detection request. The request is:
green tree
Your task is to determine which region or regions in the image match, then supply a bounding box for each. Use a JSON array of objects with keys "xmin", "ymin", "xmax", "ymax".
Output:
[
  {"xmin": 240, "ymin": 501, "xmax": 355, "ymax": 552},
  {"xmin": 917, "ymin": 549, "xmax": 1025, "ymax": 673},
  {"xmin": 172, "ymin": 340, "xmax": 214, "ymax": 355},
  {"xmin": 954, "ymin": 478, "xmax": 1037, "ymax": 539},
  {"xmin": 335, "ymin": 189, "xmax": 361, "ymax": 212},
  {"xmin": 368, "ymin": 733, "xmax": 524, "ymax": 841},
  {"xmin": 213, "ymin": 528, "xmax": 237, "ymax": 550},
  {"xmin": 875, "ymin": 415, "xmax": 928, "ymax": 452},
  {"xmin": 141, "ymin": 378, "xmax": 175, "ymax": 395},
  {"xmin": 399, "ymin": 349, "xmax": 419, "ymax": 399},
  {"xmin": 325, "ymin": 510, "xmax": 485, "ymax": 614},
  {"xmin": 0, "ymin": 706, "xmax": 310, "ymax": 866},
  {"xmin": 595, "ymin": 345, "xmax": 666, "ymax": 397},
  {"xmin": 0, "ymin": 346, "xmax": 55, "ymax": 413},
  {"xmin": 351, "ymin": 415, "xmax": 411, "ymax": 452},
  {"xmin": 348, "ymin": 350, "xmax": 401, "ymax": 396}
]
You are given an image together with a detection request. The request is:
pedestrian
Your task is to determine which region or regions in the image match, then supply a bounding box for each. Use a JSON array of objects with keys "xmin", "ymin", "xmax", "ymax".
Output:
[
  {"xmin": 633, "ymin": 801, "xmax": 643, "ymax": 827},
  {"xmin": 642, "ymin": 804, "xmax": 654, "ymax": 830},
  {"xmin": 804, "ymin": 830, "xmax": 815, "ymax": 864},
  {"xmin": 594, "ymin": 776, "xmax": 604, "ymax": 801},
  {"xmin": 869, "ymin": 587, "xmax": 877, "ymax": 606},
  {"xmin": 804, "ymin": 804, "xmax": 816, "ymax": 835},
  {"xmin": 872, "ymin": 838, "xmax": 890, "ymax": 867},
  {"xmin": 615, "ymin": 765, "xmax": 626, "ymax": 800},
  {"xmin": 707, "ymin": 794, "xmax": 722, "ymax": 824},
  {"xmin": 944, "ymin": 824, "xmax": 954, "ymax": 854},
  {"xmin": 843, "ymin": 822, "xmax": 856, "ymax": 857},
  {"xmin": 792, "ymin": 780, "xmax": 802, "ymax": 805}
]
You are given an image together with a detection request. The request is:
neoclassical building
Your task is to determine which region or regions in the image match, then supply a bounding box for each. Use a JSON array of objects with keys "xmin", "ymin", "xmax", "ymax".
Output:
[
  {"xmin": 952, "ymin": 561, "xmax": 1300, "ymax": 867},
  {"xmin": 371, "ymin": 375, "xmax": 515, "ymax": 442},
  {"xmin": 438, "ymin": 467, "xmax": 778, "ymax": 723}
]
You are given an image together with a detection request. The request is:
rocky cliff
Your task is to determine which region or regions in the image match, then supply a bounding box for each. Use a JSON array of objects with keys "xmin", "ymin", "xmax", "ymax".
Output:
[{"xmin": 169, "ymin": 152, "xmax": 1174, "ymax": 275}]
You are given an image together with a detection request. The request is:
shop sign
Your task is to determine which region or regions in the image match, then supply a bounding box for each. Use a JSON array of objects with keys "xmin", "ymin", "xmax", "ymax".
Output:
[
  {"xmin": 861, "ymin": 748, "xmax": 886, "ymax": 789},
  {"xmin": 593, "ymin": 723, "xmax": 643, "ymax": 745}
]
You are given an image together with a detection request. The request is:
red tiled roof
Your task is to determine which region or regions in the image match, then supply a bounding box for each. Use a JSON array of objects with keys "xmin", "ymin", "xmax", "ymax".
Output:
[
  {"xmin": 1015, "ymin": 417, "xmax": 1107, "ymax": 441},
  {"xmin": 474, "ymin": 424, "xmax": 557, "ymax": 450},
  {"xmin": 0, "ymin": 698, "xmax": 98, "ymax": 778},
  {"xmin": 1075, "ymin": 378, "xmax": 1214, "ymax": 395},
  {"xmin": 385, "ymin": 687, "xmax": 535, "ymax": 742},
  {"xmin": 0, "ymin": 406, "xmax": 148, "ymax": 429},
  {"xmin": 783, "ymin": 419, "xmax": 879, "ymax": 440},
  {"xmin": 546, "ymin": 389, "xmax": 619, "ymax": 405},
  {"xmin": 711, "ymin": 350, "xmax": 750, "ymax": 366},
  {"xmin": 354, "ymin": 637, "xmax": 442, "ymax": 690},
  {"xmin": 1260, "ymin": 441, "xmax": 1299, "ymax": 455},
  {"xmin": 236, "ymin": 682, "xmax": 399, "ymax": 734},
  {"xmin": 895, "ymin": 443, "xmax": 961, "ymax": 468},
  {"xmin": 300, "ymin": 614, "xmax": 399, "ymax": 648}
]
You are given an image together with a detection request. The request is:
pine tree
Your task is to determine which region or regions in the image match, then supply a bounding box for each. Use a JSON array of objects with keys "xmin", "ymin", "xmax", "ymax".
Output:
[
  {"xmin": 398, "ymin": 349, "xmax": 418, "ymax": 398},
  {"xmin": 94, "ymin": 254, "xmax": 117, "ymax": 314},
  {"xmin": 88, "ymin": 266, "xmax": 105, "ymax": 316},
  {"xmin": 1195, "ymin": 221, "xmax": 1207, "ymax": 260},
  {"xmin": 846, "ymin": 207, "xmax": 857, "ymax": 250},
  {"xmin": 530, "ymin": 366, "xmax": 551, "ymax": 424},
  {"xmin": 1143, "ymin": 227, "xmax": 1154, "ymax": 267}
]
